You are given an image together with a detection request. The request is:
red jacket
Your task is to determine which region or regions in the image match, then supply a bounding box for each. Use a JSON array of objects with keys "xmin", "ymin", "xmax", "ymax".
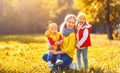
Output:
[
  {"xmin": 76, "ymin": 24, "xmax": 92, "ymax": 48},
  {"xmin": 46, "ymin": 32, "xmax": 63, "ymax": 50}
]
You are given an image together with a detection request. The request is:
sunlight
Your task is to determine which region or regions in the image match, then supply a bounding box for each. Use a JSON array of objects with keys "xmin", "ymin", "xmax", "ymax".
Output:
[{"xmin": 3, "ymin": 0, "xmax": 41, "ymax": 11}]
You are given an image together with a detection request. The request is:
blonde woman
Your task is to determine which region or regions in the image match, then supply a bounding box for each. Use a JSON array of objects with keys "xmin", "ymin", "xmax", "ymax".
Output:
[{"xmin": 42, "ymin": 14, "xmax": 76, "ymax": 72}]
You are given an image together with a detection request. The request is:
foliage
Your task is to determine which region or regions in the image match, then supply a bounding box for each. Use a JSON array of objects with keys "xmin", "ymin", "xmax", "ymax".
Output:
[
  {"xmin": 73, "ymin": 0, "xmax": 120, "ymax": 40},
  {"xmin": 73, "ymin": 0, "xmax": 120, "ymax": 25},
  {"xmin": 0, "ymin": 34, "xmax": 120, "ymax": 73},
  {"xmin": 0, "ymin": 0, "xmax": 120, "ymax": 34}
]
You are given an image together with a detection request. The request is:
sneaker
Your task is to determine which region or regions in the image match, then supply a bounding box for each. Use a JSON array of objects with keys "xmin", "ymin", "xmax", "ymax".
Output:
[
  {"xmin": 55, "ymin": 59, "xmax": 63, "ymax": 65},
  {"xmin": 48, "ymin": 61, "xmax": 53, "ymax": 68},
  {"xmin": 69, "ymin": 62, "xmax": 77, "ymax": 70}
]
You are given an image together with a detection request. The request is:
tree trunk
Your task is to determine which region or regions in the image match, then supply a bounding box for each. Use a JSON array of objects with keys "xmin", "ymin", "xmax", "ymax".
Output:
[{"xmin": 105, "ymin": 0, "xmax": 113, "ymax": 40}]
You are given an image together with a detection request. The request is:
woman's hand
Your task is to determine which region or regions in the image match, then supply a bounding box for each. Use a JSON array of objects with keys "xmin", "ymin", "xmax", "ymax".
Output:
[{"xmin": 49, "ymin": 50, "xmax": 58, "ymax": 55}]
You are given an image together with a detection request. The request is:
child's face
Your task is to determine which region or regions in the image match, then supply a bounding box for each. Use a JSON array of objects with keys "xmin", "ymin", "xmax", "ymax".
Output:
[
  {"xmin": 66, "ymin": 18, "xmax": 76, "ymax": 29},
  {"xmin": 78, "ymin": 16, "xmax": 86, "ymax": 26},
  {"xmin": 51, "ymin": 27, "xmax": 58, "ymax": 34}
]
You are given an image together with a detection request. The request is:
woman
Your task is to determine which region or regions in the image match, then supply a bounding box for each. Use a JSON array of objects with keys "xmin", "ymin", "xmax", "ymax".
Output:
[{"xmin": 42, "ymin": 14, "xmax": 76, "ymax": 72}]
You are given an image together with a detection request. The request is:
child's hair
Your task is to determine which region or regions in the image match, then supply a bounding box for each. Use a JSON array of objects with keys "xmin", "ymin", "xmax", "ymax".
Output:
[
  {"xmin": 45, "ymin": 23, "xmax": 58, "ymax": 36},
  {"xmin": 77, "ymin": 12, "xmax": 86, "ymax": 19},
  {"xmin": 60, "ymin": 14, "xmax": 76, "ymax": 32},
  {"xmin": 48, "ymin": 23, "xmax": 58, "ymax": 32},
  {"xmin": 76, "ymin": 12, "xmax": 87, "ymax": 27}
]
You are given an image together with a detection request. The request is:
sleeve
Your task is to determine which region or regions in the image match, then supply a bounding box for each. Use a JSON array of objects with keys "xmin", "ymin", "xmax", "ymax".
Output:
[
  {"xmin": 76, "ymin": 29, "xmax": 88, "ymax": 47},
  {"xmin": 59, "ymin": 34, "xmax": 63, "ymax": 41},
  {"xmin": 48, "ymin": 42, "xmax": 52, "ymax": 50},
  {"xmin": 45, "ymin": 31, "xmax": 50, "ymax": 37},
  {"xmin": 64, "ymin": 33, "xmax": 76, "ymax": 54},
  {"xmin": 48, "ymin": 37, "xmax": 55, "ymax": 45},
  {"xmin": 86, "ymin": 23, "xmax": 92, "ymax": 31}
]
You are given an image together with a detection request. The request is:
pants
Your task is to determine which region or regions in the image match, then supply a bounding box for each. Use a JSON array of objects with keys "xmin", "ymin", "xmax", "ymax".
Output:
[
  {"xmin": 42, "ymin": 53, "xmax": 72, "ymax": 71},
  {"xmin": 76, "ymin": 47, "xmax": 88, "ymax": 69},
  {"xmin": 47, "ymin": 48, "xmax": 61, "ymax": 61}
]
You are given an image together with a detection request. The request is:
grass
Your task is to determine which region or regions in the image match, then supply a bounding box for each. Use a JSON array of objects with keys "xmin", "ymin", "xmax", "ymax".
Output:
[{"xmin": 0, "ymin": 34, "xmax": 120, "ymax": 73}]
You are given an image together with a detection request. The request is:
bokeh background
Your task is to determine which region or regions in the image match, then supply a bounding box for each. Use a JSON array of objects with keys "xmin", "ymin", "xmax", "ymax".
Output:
[
  {"xmin": 0, "ymin": 0, "xmax": 120, "ymax": 73},
  {"xmin": 0, "ymin": 0, "xmax": 120, "ymax": 40}
]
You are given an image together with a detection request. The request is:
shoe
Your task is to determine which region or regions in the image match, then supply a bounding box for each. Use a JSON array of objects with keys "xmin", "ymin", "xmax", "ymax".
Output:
[
  {"xmin": 48, "ymin": 61, "xmax": 53, "ymax": 68},
  {"xmin": 55, "ymin": 59, "xmax": 63, "ymax": 65},
  {"xmin": 69, "ymin": 62, "xmax": 77, "ymax": 70}
]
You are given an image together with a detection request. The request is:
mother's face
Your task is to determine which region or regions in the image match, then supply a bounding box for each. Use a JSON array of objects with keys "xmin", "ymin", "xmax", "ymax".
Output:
[{"xmin": 66, "ymin": 18, "xmax": 76, "ymax": 29}]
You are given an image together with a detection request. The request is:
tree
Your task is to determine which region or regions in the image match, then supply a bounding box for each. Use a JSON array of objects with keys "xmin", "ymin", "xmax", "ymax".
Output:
[
  {"xmin": 105, "ymin": 0, "xmax": 113, "ymax": 40},
  {"xmin": 73, "ymin": 0, "xmax": 120, "ymax": 40}
]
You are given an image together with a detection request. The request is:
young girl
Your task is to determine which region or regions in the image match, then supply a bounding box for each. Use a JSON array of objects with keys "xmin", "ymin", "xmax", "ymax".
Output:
[
  {"xmin": 45, "ymin": 23, "xmax": 63, "ymax": 67},
  {"xmin": 76, "ymin": 12, "xmax": 92, "ymax": 70}
]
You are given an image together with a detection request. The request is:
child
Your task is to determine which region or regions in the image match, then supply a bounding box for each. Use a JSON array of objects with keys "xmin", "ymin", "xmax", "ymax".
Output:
[
  {"xmin": 76, "ymin": 12, "xmax": 92, "ymax": 70},
  {"xmin": 45, "ymin": 23, "xmax": 63, "ymax": 68}
]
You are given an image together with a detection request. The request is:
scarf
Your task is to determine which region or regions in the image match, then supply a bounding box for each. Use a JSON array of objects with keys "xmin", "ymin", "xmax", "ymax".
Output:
[{"xmin": 62, "ymin": 28, "xmax": 75, "ymax": 36}]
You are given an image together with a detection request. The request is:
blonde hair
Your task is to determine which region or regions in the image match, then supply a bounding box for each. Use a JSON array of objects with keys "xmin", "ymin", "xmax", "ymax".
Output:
[
  {"xmin": 45, "ymin": 23, "xmax": 58, "ymax": 36},
  {"xmin": 76, "ymin": 12, "xmax": 87, "ymax": 26},
  {"xmin": 60, "ymin": 14, "xmax": 76, "ymax": 32},
  {"xmin": 77, "ymin": 12, "xmax": 86, "ymax": 19},
  {"xmin": 48, "ymin": 23, "xmax": 58, "ymax": 31}
]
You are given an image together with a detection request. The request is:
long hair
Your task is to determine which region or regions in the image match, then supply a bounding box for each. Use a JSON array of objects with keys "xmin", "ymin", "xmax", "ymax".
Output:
[{"xmin": 60, "ymin": 14, "xmax": 76, "ymax": 32}]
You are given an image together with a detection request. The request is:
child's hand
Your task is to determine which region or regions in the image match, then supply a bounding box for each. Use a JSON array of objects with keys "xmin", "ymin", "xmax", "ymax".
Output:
[
  {"xmin": 55, "ymin": 42, "xmax": 60, "ymax": 45},
  {"xmin": 49, "ymin": 50, "xmax": 58, "ymax": 55},
  {"xmin": 49, "ymin": 50, "xmax": 55, "ymax": 54},
  {"xmin": 76, "ymin": 43, "xmax": 80, "ymax": 49},
  {"xmin": 55, "ymin": 41, "xmax": 61, "ymax": 45},
  {"xmin": 55, "ymin": 40, "xmax": 63, "ymax": 45}
]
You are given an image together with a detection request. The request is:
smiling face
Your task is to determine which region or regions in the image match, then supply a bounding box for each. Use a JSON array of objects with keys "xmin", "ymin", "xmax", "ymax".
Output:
[
  {"xmin": 78, "ymin": 15, "xmax": 86, "ymax": 26},
  {"xmin": 66, "ymin": 18, "xmax": 76, "ymax": 29}
]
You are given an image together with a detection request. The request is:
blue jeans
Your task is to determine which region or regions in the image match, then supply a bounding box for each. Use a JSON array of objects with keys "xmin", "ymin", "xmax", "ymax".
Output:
[
  {"xmin": 76, "ymin": 47, "xmax": 88, "ymax": 69},
  {"xmin": 42, "ymin": 53, "xmax": 72, "ymax": 71},
  {"xmin": 47, "ymin": 53, "xmax": 61, "ymax": 61},
  {"xmin": 47, "ymin": 48, "xmax": 61, "ymax": 61}
]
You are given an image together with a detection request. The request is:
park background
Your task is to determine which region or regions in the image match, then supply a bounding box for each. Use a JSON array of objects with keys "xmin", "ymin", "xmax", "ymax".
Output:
[{"xmin": 0, "ymin": 0, "xmax": 120, "ymax": 73}]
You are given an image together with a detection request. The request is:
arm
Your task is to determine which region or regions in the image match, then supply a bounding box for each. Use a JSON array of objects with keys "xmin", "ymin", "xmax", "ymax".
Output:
[
  {"xmin": 64, "ymin": 33, "xmax": 76, "ymax": 54},
  {"xmin": 47, "ymin": 37, "xmax": 56, "ymax": 50},
  {"xmin": 86, "ymin": 23, "xmax": 91, "ymax": 28},
  {"xmin": 48, "ymin": 42, "xmax": 52, "ymax": 50},
  {"xmin": 59, "ymin": 34, "xmax": 63, "ymax": 40},
  {"xmin": 59, "ymin": 34, "xmax": 63, "ymax": 44},
  {"xmin": 48, "ymin": 37, "xmax": 56, "ymax": 45},
  {"xmin": 49, "ymin": 49, "xmax": 65, "ymax": 55},
  {"xmin": 76, "ymin": 29, "xmax": 88, "ymax": 48},
  {"xmin": 50, "ymin": 33, "xmax": 76, "ymax": 55},
  {"xmin": 54, "ymin": 50, "xmax": 65, "ymax": 54},
  {"xmin": 86, "ymin": 23, "xmax": 92, "ymax": 31},
  {"xmin": 55, "ymin": 34, "xmax": 63, "ymax": 45}
]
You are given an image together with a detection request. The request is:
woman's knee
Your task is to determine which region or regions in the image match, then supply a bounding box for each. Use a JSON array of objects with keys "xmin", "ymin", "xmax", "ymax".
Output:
[
  {"xmin": 62, "ymin": 55, "xmax": 72, "ymax": 65},
  {"xmin": 42, "ymin": 54, "xmax": 48, "ymax": 62}
]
